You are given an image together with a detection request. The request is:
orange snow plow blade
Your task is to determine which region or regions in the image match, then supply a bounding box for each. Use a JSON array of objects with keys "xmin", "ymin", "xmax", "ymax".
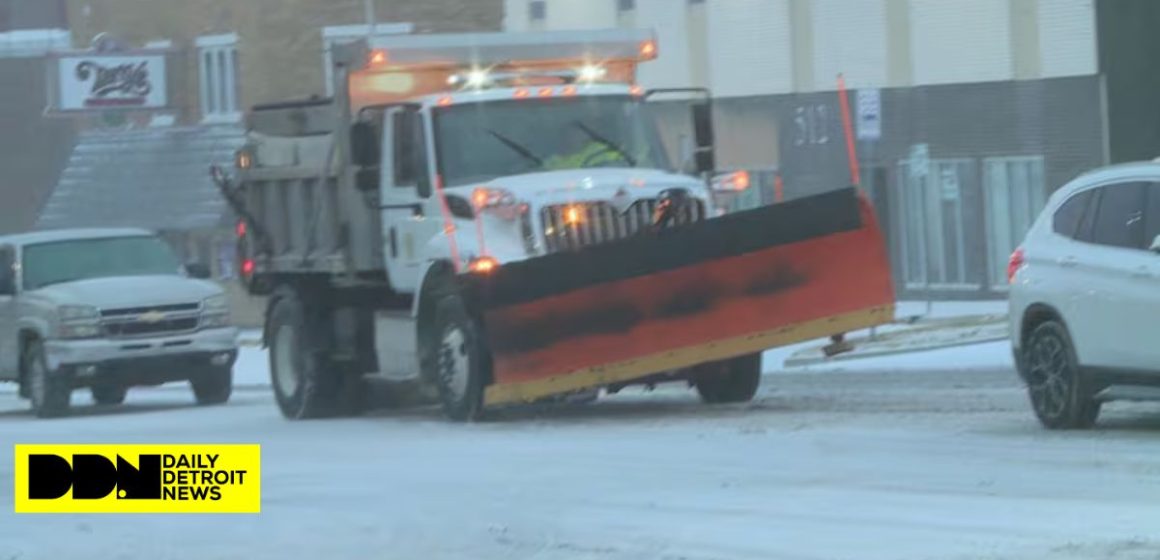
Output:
[{"xmin": 459, "ymin": 187, "xmax": 896, "ymax": 406}]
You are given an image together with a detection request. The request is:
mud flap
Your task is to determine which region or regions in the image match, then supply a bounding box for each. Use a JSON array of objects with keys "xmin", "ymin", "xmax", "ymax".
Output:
[{"xmin": 458, "ymin": 187, "xmax": 896, "ymax": 406}]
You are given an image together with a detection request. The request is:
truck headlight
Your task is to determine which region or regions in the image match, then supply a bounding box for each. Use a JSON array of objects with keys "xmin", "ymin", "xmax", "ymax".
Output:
[
  {"xmin": 201, "ymin": 295, "xmax": 231, "ymax": 328},
  {"xmin": 57, "ymin": 305, "xmax": 101, "ymax": 339},
  {"xmin": 59, "ymin": 305, "xmax": 99, "ymax": 322},
  {"xmin": 59, "ymin": 324, "xmax": 102, "ymax": 339},
  {"xmin": 202, "ymin": 294, "xmax": 229, "ymax": 313}
]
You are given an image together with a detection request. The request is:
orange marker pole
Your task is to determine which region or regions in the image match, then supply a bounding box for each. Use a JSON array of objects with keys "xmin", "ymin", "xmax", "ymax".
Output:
[
  {"xmin": 472, "ymin": 200, "xmax": 489, "ymax": 258},
  {"xmin": 432, "ymin": 174, "xmax": 461, "ymax": 272},
  {"xmin": 836, "ymin": 73, "xmax": 861, "ymax": 188}
]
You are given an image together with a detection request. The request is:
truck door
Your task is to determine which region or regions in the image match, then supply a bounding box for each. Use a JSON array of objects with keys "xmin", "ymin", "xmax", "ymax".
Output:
[
  {"xmin": 379, "ymin": 106, "xmax": 442, "ymax": 293},
  {"xmin": 0, "ymin": 245, "xmax": 17, "ymax": 378}
]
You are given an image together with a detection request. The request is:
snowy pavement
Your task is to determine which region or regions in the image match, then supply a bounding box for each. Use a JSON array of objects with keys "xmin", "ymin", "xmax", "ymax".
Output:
[{"xmin": 3, "ymin": 349, "xmax": 1160, "ymax": 560}]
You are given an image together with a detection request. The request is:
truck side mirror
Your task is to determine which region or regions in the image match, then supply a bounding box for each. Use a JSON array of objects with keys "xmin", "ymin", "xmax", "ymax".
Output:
[
  {"xmin": 350, "ymin": 121, "xmax": 380, "ymax": 167},
  {"xmin": 415, "ymin": 171, "xmax": 432, "ymax": 198},
  {"xmin": 0, "ymin": 269, "xmax": 13, "ymax": 296},
  {"xmin": 185, "ymin": 263, "xmax": 212, "ymax": 280},
  {"xmin": 356, "ymin": 168, "xmax": 380, "ymax": 193},
  {"xmin": 677, "ymin": 134, "xmax": 697, "ymax": 175},
  {"xmin": 0, "ymin": 250, "xmax": 14, "ymax": 295},
  {"xmin": 691, "ymin": 102, "xmax": 716, "ymax": 175}
]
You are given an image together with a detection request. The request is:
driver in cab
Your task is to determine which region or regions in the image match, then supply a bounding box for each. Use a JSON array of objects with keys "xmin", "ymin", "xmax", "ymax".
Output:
[{"xmin": 542, "ymin": 123, "xmax": 638, "ymax": 171}]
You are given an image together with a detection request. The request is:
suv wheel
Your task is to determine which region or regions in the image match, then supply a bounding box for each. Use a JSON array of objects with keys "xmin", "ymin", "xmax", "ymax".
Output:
[
  {"xmin": 1023, "ymin": 321, "xmax": 1101, "ymax": 429},
  {"xmin": 91, "ymin": 384, "xmax": 127, "ymax": 405},
  {"xmin": 23, "ymin": 339, "xmax": 72, "ymax": 419}
]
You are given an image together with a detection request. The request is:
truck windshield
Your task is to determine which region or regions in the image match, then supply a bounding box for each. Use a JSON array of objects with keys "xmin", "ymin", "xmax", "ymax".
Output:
[
  {"xmin": 22, "ymin": 236, "xmax": 183, "ymax": 290},
  {"xmin": 434, "ymin": 95, "xmax": 672, "ymax": 187}
]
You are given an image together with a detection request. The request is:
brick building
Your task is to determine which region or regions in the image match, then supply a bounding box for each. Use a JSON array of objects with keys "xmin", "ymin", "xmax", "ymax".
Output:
[
  {"xmin": 0, "ymin": 0, "xmax": 72, "ymax": 235},
  {"xmin": 28, "ymin": 0, "xmax": 501, "ymax": 282}
]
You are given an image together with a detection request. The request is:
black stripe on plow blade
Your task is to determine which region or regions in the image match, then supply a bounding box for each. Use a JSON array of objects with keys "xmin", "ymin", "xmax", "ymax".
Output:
[{"xmin": 461, "ymin": 186, "xmax": 864, "ymax": 309}]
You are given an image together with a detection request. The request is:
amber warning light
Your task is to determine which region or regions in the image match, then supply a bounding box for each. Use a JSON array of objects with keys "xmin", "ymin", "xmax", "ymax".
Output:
[
  {"xmin": 468, "ymin": 256, "xmax": 499, "ymax": 274},
  {"xmin": 640, "ymin": 40, "xmax": 658, "ymax": 60}
]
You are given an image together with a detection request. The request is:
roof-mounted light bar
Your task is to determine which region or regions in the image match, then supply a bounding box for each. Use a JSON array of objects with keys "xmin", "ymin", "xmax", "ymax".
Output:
[{"xmin": 335, "ymin": 28, "xmax": 658, "ymax": 71}]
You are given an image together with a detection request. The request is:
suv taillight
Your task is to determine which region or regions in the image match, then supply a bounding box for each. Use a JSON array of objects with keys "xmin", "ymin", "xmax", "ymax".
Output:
[{"xmin": 1007, "ymin": 247, "xmax": 1025, "ymax": 284}]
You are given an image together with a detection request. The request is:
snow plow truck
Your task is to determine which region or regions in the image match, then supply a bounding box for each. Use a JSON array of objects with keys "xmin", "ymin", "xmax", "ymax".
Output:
[{"xmin": 212, "ymin": 29, "xmax": 896, "ymax": 421}]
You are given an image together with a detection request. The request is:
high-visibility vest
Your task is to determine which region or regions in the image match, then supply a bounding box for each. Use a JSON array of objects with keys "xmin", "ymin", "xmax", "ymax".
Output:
[{"xmin": 543, "ymin": 142, "xmax": 630, "ymax": 170}]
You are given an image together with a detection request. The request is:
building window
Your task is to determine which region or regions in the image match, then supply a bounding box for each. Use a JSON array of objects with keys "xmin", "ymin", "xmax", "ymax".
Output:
[
  {"xmin": 895, "ymin": 158, "xmax": 977, "ymax": 290},
  {"xmin": 983, "ymin": 157, "xmax": 1046, "ymax": 288},
  {"xmin": 196, "ymin": 34, "xmax": 239, "ymax": 122},
  {"xmin": 616, "ymin": 0, "xmax": 635, "ymax": 27},
  {"xmin": 529, "ymin": 0, "xmax": 546, "ymax": 27}
]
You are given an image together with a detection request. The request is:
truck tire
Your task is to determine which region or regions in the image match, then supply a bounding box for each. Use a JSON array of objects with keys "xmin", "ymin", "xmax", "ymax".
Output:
[
  {"xmin": 91, "ymin": 384, "xmax": 127, "ymax": 405},
  {"xmin": 23, "ymin": 339, "xmax": 72, "ymax": 419},
  {"xmin": 1021, "ymin": 321, "xmax": 1100, "ymax": 430},
  {"xmin": 426, "ymin": 295, "xmax": 488, "ymax": 422},
  {"xmin": 268, "ymin": 291, "xmax": 361, "ymax": 419},
  {"xmin": 191, "ymin": 366, "xmax": 232, "ymax": 406},
  {"xmin": 693, "ymin": 353, "xmax": 761, "ymax": 404}
]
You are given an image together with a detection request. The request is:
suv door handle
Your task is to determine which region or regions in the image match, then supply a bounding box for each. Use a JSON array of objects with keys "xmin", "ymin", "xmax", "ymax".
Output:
[
  {"xmin": 1132, "ymin": 266, "xmax": 1152, "ymax": 279},
  {"xmin": 1058, "ymin": 256, "xmax": 1078, "ymax": 268}
]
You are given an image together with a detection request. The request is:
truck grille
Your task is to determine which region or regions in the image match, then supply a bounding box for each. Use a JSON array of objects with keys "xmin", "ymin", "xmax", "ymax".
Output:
[
  {"xmin": 540, "ymin": 199, "xmax": 706, "ymax": 253},
  {"xmin": 100, "ymin": 303, "xmax": 201, "ymax": 338}
]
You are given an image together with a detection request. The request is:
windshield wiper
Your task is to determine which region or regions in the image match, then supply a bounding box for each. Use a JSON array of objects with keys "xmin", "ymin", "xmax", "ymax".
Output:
[
  {"xmin": 486, "ymin": 129, "xmax": 544, "ymax": 167},
  {"xmin": 572, "ymin": 121, "xmax": 637, "ymax": 167}
]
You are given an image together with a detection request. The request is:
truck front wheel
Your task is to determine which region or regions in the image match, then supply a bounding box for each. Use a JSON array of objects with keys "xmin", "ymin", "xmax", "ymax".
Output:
[
  {"xmin": 692, "ymin": 353, "xmax": 762, "ymax": 404},
  {"xmin": 23, "ymin": 339, "xmax": 72, "ymax": 419},
  {"xmin": 268, "ymin": 292, "xmax": 361, "ymax": 419},
  {"xmin": 426, "ymin": 295, "xmax": 488, "ymax": 422},
  {"xmin": 191, "ymin": 366, "xmax": 232, "ymax": 406}
]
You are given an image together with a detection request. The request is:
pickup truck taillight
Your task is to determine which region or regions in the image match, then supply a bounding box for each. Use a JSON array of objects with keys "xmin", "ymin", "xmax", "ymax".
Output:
[{"xmin": 1007, "ymin": 247, "xmax": 1025, "ymax": 284}]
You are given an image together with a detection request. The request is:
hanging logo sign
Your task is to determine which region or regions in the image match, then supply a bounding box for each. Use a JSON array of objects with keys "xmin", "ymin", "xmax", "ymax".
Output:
[{"xmin": 56, "ymin": 54, "xmax": 167, "ymax": 111}]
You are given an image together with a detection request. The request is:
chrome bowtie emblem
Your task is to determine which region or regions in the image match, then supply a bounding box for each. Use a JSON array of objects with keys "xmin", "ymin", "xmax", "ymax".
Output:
[{"xmin": 139, "ymin": 310, "xmax": 167, "ymax": 323}]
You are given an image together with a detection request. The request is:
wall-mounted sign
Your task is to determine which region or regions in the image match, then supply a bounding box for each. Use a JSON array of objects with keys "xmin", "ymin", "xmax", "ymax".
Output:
[
  {"xmin": 856, "ymin": 88, "xmax": 881, "ymax": 141},
  {"xmin": 55, "ymin": 54, "xmax": 167, "ymax": 111}
]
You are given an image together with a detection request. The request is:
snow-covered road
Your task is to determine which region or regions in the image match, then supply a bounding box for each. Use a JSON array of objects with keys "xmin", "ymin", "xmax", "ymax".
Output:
[{"xmin": 3, "ymin": 352, "xmax": 1159, "ymax": 560}]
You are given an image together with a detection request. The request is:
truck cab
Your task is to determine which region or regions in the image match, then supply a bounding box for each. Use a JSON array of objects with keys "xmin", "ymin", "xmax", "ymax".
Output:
[{"xmin": 369, "ymin": 82, "xmax": 712, "ymax": 290}]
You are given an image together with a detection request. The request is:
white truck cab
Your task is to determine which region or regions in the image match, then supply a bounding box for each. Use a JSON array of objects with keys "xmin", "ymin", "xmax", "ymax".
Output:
[{"xmin": 373, "ymin": 82, "xmax": 713, "ymax": 291}]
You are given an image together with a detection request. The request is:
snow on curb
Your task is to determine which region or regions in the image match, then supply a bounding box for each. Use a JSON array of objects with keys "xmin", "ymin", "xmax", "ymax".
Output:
[{"xmin": 783, "ymin": 315, "xmax": 1009, "ymax": 368}]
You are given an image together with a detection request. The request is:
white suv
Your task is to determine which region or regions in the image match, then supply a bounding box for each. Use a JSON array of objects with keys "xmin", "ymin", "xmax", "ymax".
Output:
[{"xmin": 1009, "ymin": 161, "xmax": 1160, "ymax": 429}]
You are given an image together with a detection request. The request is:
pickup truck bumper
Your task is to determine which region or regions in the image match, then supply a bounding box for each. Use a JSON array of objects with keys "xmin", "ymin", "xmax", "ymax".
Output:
[{"xmin": 44, "ymin": 327, "xmax": 239, "ymax": 386}]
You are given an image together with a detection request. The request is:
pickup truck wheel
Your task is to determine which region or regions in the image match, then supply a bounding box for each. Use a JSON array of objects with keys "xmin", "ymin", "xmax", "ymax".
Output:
[
  {"xmin": 428, "ymin": 295, "xmax": 487, "ymax": 422},
  {"xmin": 23, "ymin": 340, "xmax": 72, "ymax": 419},
  {"xmin": 693, "ymin": 353, "xmax": 761, "ymax": 404},
  {"xmin": 91, "ymin": 384, "xmax": 127, "ymax": 405},
  {"xmin": 1023, "ymin": 321, "xmax": 1100, "ymax": 429},
  {"xmin": 191, "ymin": 366, "xmax": 232, "ymax": 406},
  {"xmin": 269, "ymin": 293, "xmax": 358, "ymax": 419}
]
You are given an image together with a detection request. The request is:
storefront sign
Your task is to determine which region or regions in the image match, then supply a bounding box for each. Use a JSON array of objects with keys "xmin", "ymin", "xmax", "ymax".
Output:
[{"xmin": 56, "ymin": 54, "xmax": 167, "ymax": 111}]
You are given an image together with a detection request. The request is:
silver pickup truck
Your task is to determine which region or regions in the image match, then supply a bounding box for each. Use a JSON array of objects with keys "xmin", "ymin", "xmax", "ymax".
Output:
[{"xmin": 0, "ymin": 228, "xmax": 239, "ymax": 418}]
